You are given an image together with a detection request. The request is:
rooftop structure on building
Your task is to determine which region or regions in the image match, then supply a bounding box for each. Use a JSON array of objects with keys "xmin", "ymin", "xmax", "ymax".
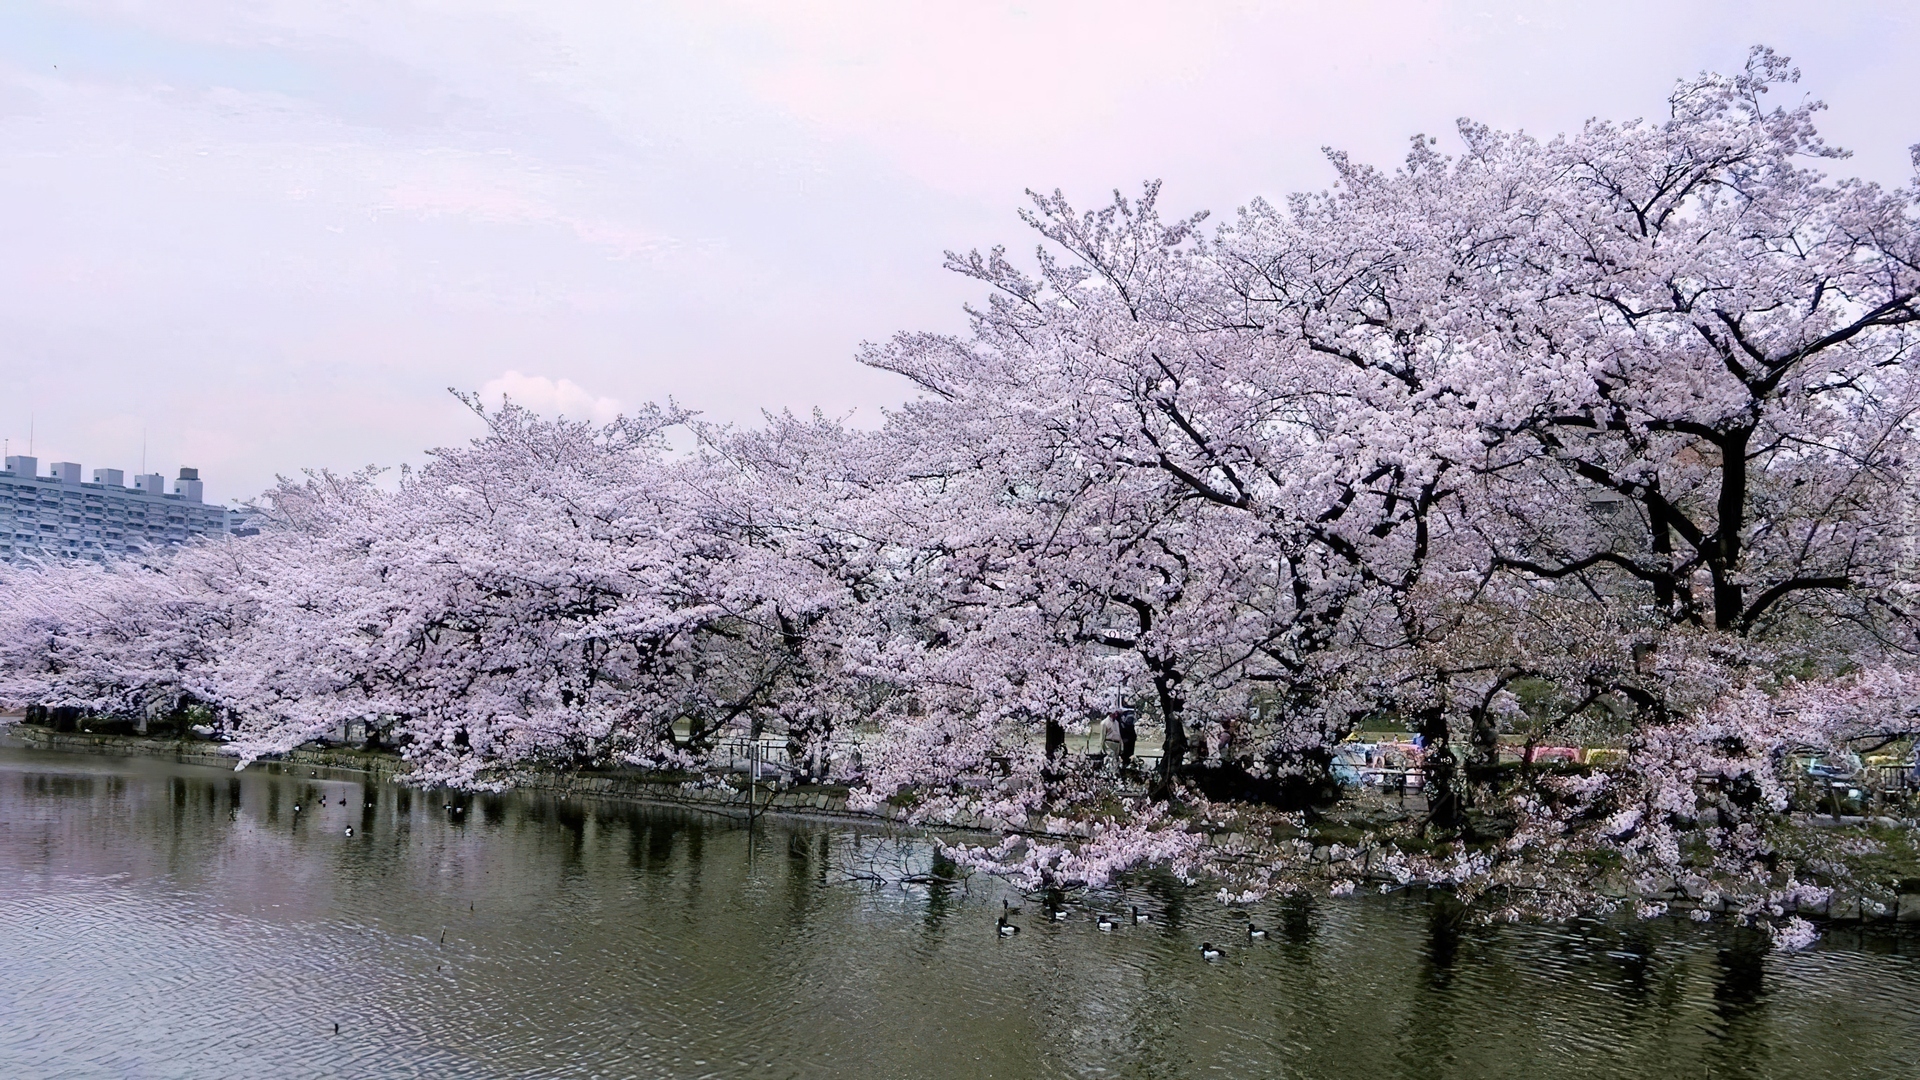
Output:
[{"xmin": 2, "ymin": 455, "xmax": 232, "ymax": 561}]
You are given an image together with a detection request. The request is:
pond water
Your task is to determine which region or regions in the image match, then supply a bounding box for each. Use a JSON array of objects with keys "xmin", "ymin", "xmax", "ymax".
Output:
[{"xmin": 3, "ymin": 741, "xmax": 1919, "ymax": 1079}]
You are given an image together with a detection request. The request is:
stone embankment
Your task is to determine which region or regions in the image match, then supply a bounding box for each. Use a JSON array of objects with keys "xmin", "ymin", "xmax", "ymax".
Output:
[{"xmin": 14, "ymin": 726, "xmax": 408, "ymax": 778}]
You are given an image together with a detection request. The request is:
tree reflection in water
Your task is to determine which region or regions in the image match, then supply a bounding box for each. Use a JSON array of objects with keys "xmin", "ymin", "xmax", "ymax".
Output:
[{"xmin": 4, "ymin": 746, "xmax": 1919, "ymax": 1080}]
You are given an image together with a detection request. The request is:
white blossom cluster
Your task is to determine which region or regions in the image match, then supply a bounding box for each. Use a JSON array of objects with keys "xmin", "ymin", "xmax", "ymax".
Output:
[{"xmin": 4, "ymin": 50, "xmax": 1918, "ymax": 935}]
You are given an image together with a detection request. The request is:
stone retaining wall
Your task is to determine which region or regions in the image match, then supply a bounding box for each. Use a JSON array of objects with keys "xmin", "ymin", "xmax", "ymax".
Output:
[{"xmin": 12, "ymin": 726, "xmax": 407, "ymax": 778}]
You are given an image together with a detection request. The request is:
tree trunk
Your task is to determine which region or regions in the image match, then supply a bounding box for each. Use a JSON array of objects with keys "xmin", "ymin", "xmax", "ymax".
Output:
[
  {"xmin": 1711, "ymin": 428, "xmax": 1750, "ymax": 631},
  {"xmin": 1415, "ymin": 705, "xmax": 1462, "ymax": 832},
  {"xmin": 1648, "ymin": 483, "xmax": 1677, "ymax": 617},
  {"xmin": 1465, "ymin": 697, "xmax": 1501, "ymax": 806},
  {"xmin": 1152, "ymin": 664, "xmax": 1186, "ymax": 797}
]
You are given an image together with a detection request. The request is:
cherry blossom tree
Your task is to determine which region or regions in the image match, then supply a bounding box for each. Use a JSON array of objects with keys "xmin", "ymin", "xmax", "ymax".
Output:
[
  {"xmin": 4, "ymin": 48, "xmax": 1917, "ymax": 940},
  {"xmin": 861, "ymin": 47, "xmax": 1920, "ymax": 923}
]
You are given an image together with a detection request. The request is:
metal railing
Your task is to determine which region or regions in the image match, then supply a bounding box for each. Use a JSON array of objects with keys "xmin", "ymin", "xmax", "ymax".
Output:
[
  {"xmin": 1787, "ymin": 764, "xmax": 1920, "ymax": 819},
  {"xmin": 1870, "ymin": 764, "xmax": 1916, "ymax": 792},
  {"xmin": 702, "ymin": 735, "xmax": 867, "ymax": 781}
]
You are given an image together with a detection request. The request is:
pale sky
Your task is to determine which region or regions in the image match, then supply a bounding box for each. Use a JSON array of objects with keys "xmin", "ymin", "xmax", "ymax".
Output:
[{"xmin": 1, "ymin": 1, "xmax": 1915, "ymax": 503}]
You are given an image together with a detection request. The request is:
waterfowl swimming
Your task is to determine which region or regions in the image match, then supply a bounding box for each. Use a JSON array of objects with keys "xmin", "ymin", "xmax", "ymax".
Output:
[
  {"xmin": 997, "ymin": 915, "xmax": 1021, "ymax": 936},
  {"xmin": 344, "ymin": 826, "xmax": 353, "ymax": 837},
  {"xmin": 1132, "ymin": 906, "xmax": 1150, "ymax": 924},
  {"xmin": 1200, "ymin": 942, "xmax": 1223, "ymax": 960},
  {"xmin": 1050, "ymin": 907, "xmax": 1070, "ymax": 922},
  {"xmin": 1096, "ymin": 913, "xmax": 1117, "ymax": 932},
  {"xmin": 1246, "ymin": 922, "xmax": 1268, "ymax": 940}
]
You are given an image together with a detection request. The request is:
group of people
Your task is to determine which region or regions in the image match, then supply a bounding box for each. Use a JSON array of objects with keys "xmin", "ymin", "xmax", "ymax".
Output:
[{"xmin": 1098, "ymin": 708, "xmax": 1138, "ymax": 772}]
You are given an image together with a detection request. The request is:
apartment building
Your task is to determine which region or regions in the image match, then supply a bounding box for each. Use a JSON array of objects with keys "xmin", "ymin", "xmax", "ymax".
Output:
[{"xmin": 1, "ymin": 455, "xmax": 232, "ymax": 560}]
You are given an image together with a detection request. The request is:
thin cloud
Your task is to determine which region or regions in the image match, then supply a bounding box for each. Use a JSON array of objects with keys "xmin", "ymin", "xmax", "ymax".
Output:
[{"xmin": 479, "ymin": 370, "xmax": 622, "ymax": 424}]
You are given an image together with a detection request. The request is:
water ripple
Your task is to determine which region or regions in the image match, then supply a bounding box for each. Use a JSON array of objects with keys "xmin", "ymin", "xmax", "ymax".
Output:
[{"xmin": 3, "ymin": 745, "xmax": 1919, "ymax": 1079}]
